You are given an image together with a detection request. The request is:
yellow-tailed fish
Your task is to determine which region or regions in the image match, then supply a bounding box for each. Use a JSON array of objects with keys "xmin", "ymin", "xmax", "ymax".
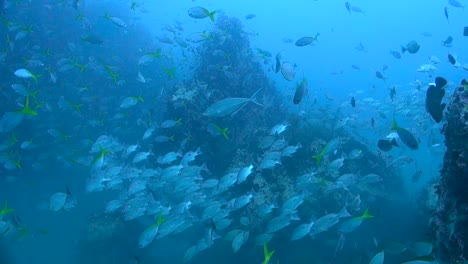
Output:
[
  {"xmin": 138, "ymin": 213, "xmax": 167, "ymax": 248},
  {"xmin": 14, "ymin": 69, "xmax": 40, "ymax": 84},
  {"xmin": 90, "ymin": 145, "xmax": 111, "ymax": 171}
]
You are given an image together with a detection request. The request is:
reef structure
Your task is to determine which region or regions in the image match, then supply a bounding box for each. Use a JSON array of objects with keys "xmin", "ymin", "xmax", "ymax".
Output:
[{"xmin": 431, "ymin": 80, "xmax": 468, "ymax": 263}]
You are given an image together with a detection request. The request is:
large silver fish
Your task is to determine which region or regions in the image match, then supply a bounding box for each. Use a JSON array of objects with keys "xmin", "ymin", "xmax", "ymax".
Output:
[{"xmin": 203, "ymin": 88, "xmax": 263, "ymax": 117}]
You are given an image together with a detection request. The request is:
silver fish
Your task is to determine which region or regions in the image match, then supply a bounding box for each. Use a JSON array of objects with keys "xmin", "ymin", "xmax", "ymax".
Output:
[
  {"xmin": 203, "ymin": 88, "xmax": 263, "ymax": 117},
  {"xmin": 281, "ymin": 62, "xmax": 296, "ymax": 81}
]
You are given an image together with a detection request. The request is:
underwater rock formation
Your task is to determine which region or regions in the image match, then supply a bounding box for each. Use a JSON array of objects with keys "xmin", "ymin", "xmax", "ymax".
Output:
[{"xmin": 431, "ymin": 80, "xmax": 468, "ymax": 263}]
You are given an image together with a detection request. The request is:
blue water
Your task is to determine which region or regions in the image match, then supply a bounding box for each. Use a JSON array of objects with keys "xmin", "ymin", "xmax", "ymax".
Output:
[{"xmin": 0, "ymin": 0, "xmax": 465, "ymax": 263}]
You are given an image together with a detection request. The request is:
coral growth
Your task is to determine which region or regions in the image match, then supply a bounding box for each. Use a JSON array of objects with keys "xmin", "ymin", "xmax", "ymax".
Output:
[{"xmin": 431, "ymin": 80, "xmax": 468, "ymax": 263}]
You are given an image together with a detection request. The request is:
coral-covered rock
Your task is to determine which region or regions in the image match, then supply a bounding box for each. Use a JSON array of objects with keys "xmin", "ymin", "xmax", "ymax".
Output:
[{"xmin": 431, "ymin": 80, "xmax": 468, "ymax": 263}]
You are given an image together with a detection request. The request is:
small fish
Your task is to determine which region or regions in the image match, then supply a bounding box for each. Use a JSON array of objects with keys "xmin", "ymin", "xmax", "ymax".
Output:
[
  {"xmin": 237, "ymin": 165, "xmax": 254, "ymax": 184},
  {"xmin": 377, "ymin": 138, "xmax": 398, "ymax": 152},
  {"xmin": 371, "ymin": 117, "xmax": 375, "ymax": 128},
  {"xmin": 290, "ymin": 221, "xmax": 314, "ymax": 241},
  {"xmin": 281, "ymin": 62, "xmax": 296, "ymax": 81},
  {"xmin": 81, "ymin": 35, "xmax": 103, "ymax": 44},
  {"xmin": 293, "ymin": 78, "xmax": 307, "ymax": 104},
  {"xmin": 444, "ymin": 7, "xmax": 449, "ymax": 23},
  {"xmin": 132, "ymin": 151, "xmax": 152, "ymax": 163},
  {"xmin": 137, "ymin": 71, "xmax": 146, "ymax": 83},
  {"xmin": 441, "ymin": 36, "xmax": 453, "ymax": 47},
  {"xmin": 350, "ymin": 97, "xmax": 356, "ymax": 108},
  {"xmin": 345, "ymin": 2, "xmax": 351, "ymax": 14},
  {"xmin": 180, "ymin": 147, "xmax": 202, "ymax": 166},
  {"xmin": 138, "ymin": 213, "xmax": 167, "ymax": 248},
  {"xmin": 120, "ymin": 96, "xmax": 144, "ymax": 108},
  {"xmin": 417, "ymin": 64, "xmax": 438, "ymax": 77},
  {"xmin": 389, "ymin": 50, "xmax": 401, "ymax": 59},
  {"xmin": 425, "ymin": 76, "xmax": 447, "ymax": 123},
  {"xmin": 245, "ymin": 14, "xmax": 256, "ymax": 20},
  {"xmin": 161, "ymin": 118, "xmax": 182, "ymax": 128},
  {"xmin": 391, "ymin": 118, "xmax": 418, "ymax": 150},
  {"xmin": 49, "ymin": 193, "xmax": 68, "ymax": 211},
  {"xmin": 14, "ymin": 69, "xmax": 40, "ymax": 84},
  {"xmin": 157, "ymin": 151, "xmax": 181, "ymax": 165},
  {"xmin": 188, "ymin": 6, "xmax": 217, "ymax": 22},
  {"xmin": 355, "ymin": 42, "xmax": 367, "ymax": 52},
  {"xmin": 275, "ymin": 52, "xmax": 282, "ymax": 73},
  {"xmin": 348, "ymin": 149, "xmax": 362, "ymax": 159},
  {"xmin": 104, "ymin": 13, "xmax": 127, "ymax": 28},
  {"xmin": 448, "ymin": 54, "xmax": 456, "ymax": 65},
  {"xmin": 390, "ymin": 86, "xmax": 396, "ymax": 102},
  {"xmin": 295, "ymin": 33, "xmax": 320, "ymax": 47},
  {"xmin": 449, "ymin": 0, "xmax": 464, "ymax": 9},
  {"xmin": 464, "ymin": 27, "xmax": 468, "ymax": 37},
  {"xmin": 375, "ymin": 71, "xmax": 386, "ymax": 82},
  {"xmin": 350, "ymin": 5, "xmax": 365, "ymax": 14},
  {"xmin": 154, "ymin": 135, "xmax": 174, "ymax": 143},
  {"xmin": 401, "ymin": 40, "xmax": 420, "ymax": 54},
  {"xmin": 428, "ymin": 56, "xmax": 440, "ymax": 64},
  {"xmin": 270, "ymin": 122, "xmax": 289, "ymax": 135}
]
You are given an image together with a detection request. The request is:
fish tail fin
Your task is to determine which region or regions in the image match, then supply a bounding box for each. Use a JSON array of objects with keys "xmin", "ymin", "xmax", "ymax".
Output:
[
  {"xmin": 176, "ymin": 118, "xmax": 183, "ymax": 125},
  {"xmin": 221, "ymin": 128, "xmax": 229, "ymax": 140},
  {"xmin": 201, "ymin": 162, "xmax": 211, "ymax": 174},
  {"xmin": 312, "ymin": 153, "xmax": 323, "ymax": 166},
  {"xmin": 156, "ymin": 212, "xmax": 168, "ymax": 226},
  {"xmin": 208, "ymin": 11, "xmax": 217, "ymax": 22},
  {"xmin": 251, "ymin": 100, "xmax": 264, "ymax": 107},
  {"xmin": 214, "ymin": 124, "xmax": 229, "ymax": 140},
  {"xmin": 250, "ymin": 87, "xmax": 264, "ymax": 100},
  {"xmin": 32, "ymin": 73, "xmax": 40, "ymax": 84},
  {"xmin": 354, "ymin": 208, "xmax": 374, "ymax": 220},
  {"xmin": 18, "ymin": 96, "xmax": 38, "ymax": 116},
  {"xmin": 401, "ymin": 45, "xmax": 406, "ymax": 54},
  {"xmin": 263, "ymin": 243, "xmax": 275, "ymax": 263},
  {"xmin": 0, "ymin": 200, "xmax": 14, "ymax": 216},
  {"xmin": 391, "ymin": 116, "xmax": 398, "ymax": 130},
  {"xmin": 250, "ymin": 88, "xmax": 265, "ymax": 107}
]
